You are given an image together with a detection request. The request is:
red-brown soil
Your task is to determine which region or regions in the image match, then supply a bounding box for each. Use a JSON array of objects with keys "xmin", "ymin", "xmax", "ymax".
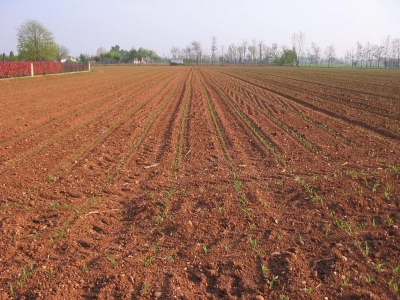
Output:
[{"xmin": 0, "ymin": 65, "xmax": 399, "ymax": 299}]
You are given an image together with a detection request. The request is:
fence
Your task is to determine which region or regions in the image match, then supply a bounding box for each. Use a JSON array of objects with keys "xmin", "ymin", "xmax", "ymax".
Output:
[{"xmin": 0, "ymin": 62, "xmax": 90, "ymax": 79}]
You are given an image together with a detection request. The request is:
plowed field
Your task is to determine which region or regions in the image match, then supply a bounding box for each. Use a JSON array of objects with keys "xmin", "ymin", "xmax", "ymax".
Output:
[{"xmin": 1, "ymin": 66, "xmax": 399, "ymax": 299}]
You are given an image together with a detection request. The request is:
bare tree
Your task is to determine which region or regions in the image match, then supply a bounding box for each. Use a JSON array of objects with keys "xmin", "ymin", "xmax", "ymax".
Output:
[
  {"xmin": 184, "ymin": 45, "xmax": 192, "ymax": 63},
  {"xmin": 364, "ymin": 42, "xmax": 373, "ymax": 67},
  {"xmin": 248, "ymin": 39, "xmax": 257, "ymax": 65},
  {"xmin": 232, "ymin": 45, "xmax": 238, "ymax": 63},
  {"xmin": 392, "ymin": 38, "xmax": 400, "ymax": 68},
  {"xmin": 262, "ymin": 44, "xmax": 270, "ymax": 64},
  {"xmin": 242, "ymin": 39, "xmax": 248, "ymax": 65},
  {"xmin": 311, "ymin": 42, "xmax": 320, "ymax": 65},
  {"xmin": 271, "ymin": 43, "xmax": 279, "ymax": 63},
  {"xmin": 96, "ymin": 47, "xmax": 107, "ymax": 56},
  {"xmin": 170, "ymin": 46, "xmax": 180, "ymax": 58},
  {"xmin": 382, "ymin": 35, "xmax": 391, "ymax": 68},
  {"xmin": 292, "ymin": 33, "xmax": 299, "ymax": 65},
  {"xmin": 291, "ymin": 32, "xmax": 298, "ymax": 52},
  {"xmin": 343, "ymin": 50, "xmax": 352, "ymax": 67},
  {"xmin": 350, "ymin": 48, "xmax": 356, "ymax": 67},
  {"xmin": 227, "ymin": 44, "xmax": 235, "ymax": 62},
  {"xmin": 238, "ymin": 44, "xmax": 243, "ymax": 64},
  {"xmin": 258, "ymin": 40, "xmax": 264, "ymax": 66},
  {"xmin": 221, "ymin": 44, "xmax": 225, "ymax": 64},
  {"xmin": 297, "ymin": 31, "xmax": 305, "ymax": 66},
  {"xmin": 56, "ymin": 44, "xmax": 69, "ymax": 62},
  {"xmin": 325, "ymin": 45, "xmax": 336, "ymax": 67},
  {"xmin": 356, "ymin": 42, "xmax": 363, "ymax": 68},
  {"xmin": 191, "ymin": 41, "xmax": 202, "ymax": 65},
  {"xmin": 372, "ymin": 44, "xmax": 384, "ymax": 68},
  {"xmin": 211, "ymin": 36, "xmax": 218, "ymax": 65}
]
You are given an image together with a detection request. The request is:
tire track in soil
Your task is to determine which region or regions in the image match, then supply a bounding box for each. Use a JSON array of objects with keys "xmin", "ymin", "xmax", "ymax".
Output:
[
  {"xmin": 58, "ymin": 69, "xmax": 188, "ymax": 198},
  {"xmin": 183, "ymin": 69, "xmax": 311, "ymax": 298},
  {"xmin": 240, "ymin": 70, "xmax": 400, "ymax": 129},
  {"xmin": 220, "ymin": 68, "xmax": 395, "ymax": 168},
  {"xmin": 66, "ymin": 67, "xmax": 192, "ymax": 298},
  {"xmin": 215, "ymin": 67, "xmax": 400, "ymax": 150},
  {"xmin": 0, "ymin": 72, "xmax": 120, "ymax": 130},
  {"xmin": 230, "ymin": 68, "xmax": 400, "ymax": 132},
  {"xmin": 92, "ymin": 68, "xmax": 196, "ymax": 297},
  {"xmin": 53, "ymin": 72, "xmax": 181, "ymax": 176},
  {"xmin": 238, "ymin": 67, "xmax": 400, "ymax": 102},
  {"xmin": 227, "ymin": 67, "xmax": 399, "ymax": 121},
  {"xmin": 199, "ymin": 68, "xmax": 332, "ymax": 296},
  {"xmin": 201, "ymin": 68, "xmax": 395, "ymax": 297},
  {"xmin": 18, "ymin": 69, "xmax": 193, "ymax": 298},
  {"xmin": 2, "ymin": 67, "xmax": 399, "ymax": 299},
  {"xmin": 0, "ymin": 70, "xmax": 139, "ymax": 133},
  {"xmin": 206, "ymin": 68, "xmax": 330, "ymax": 153},
  {"xmin": 174, "ymin": 69, "xmax": 269, "ymax": 298},
  {"xmin": 0, "ymin": 82, "xmax": 178, "ymax": 205},
  {"xmin": 0, "ymin": 71, "xmax": 175, "ymax": 182},
  {"xmin": 0, "ymin": 67, "xmax": 162, "ymax": 131},
  {"xmin": 211, "ymin": 68, "xmax": 358, "ymax": 147},
  {"xmin": 209, "ymin": 68, "xmax": 382, "ymax": 173},
  {"xmin": 0, "ymin": 69, "xmax": 189, "ymax": 296},
  {"xmin": 0, "ymin": 68, "xmax": 169, "ymax": 149},
  {"xmin": 208, "ymin": 68, "xmax": 366, "ymax": 296},
  {"xmin": 220, "ymin": 71, "xmax": 392, "ymax": 153}
]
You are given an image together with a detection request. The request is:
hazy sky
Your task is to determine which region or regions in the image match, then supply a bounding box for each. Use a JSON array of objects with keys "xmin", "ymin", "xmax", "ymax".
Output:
[{"xmin": 0, "ymin": 0, "xmax": 399, "ymax": 58}]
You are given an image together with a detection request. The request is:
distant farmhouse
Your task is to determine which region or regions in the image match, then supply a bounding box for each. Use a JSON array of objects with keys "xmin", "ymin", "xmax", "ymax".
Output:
[
  {"xmin": 170, "ymin": 58, "xmax": 183, "ymax": 65},
  {"xmin": 61, "ymin": 56, "xmax": 77, "ymax": 63}
]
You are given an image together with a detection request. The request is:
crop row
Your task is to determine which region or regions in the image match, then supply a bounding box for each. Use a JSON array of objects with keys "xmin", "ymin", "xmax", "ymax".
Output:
[{"xmin": 1, "ymin": 66, "xmax": 398, "ymax": 299}]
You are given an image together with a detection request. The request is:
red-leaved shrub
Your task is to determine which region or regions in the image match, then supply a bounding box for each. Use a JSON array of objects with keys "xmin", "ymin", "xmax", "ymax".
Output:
[
  {"xmin": 32, "ymin": 62, "xmax": 62, "ymax": 75},
  {"xmin": 0, "ymin": 62, "xmax": 88, "ymax": 79},
  {"xmin": 0, "ymin": 62, "xmax": 31, "ymax": 78}
]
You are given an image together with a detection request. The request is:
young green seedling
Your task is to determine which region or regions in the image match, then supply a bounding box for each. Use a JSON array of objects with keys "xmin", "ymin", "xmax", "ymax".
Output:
[
  {"xmin": 261, "ymin": 265, "xmax": 268, "ymax": 276},
  {"xmin": 343, "ymin": 277, "xmax": 349, "ymax": 286},
  {"xmin": 106, "ymin": 254, "xmax": 116, "ymax": 265},
  {"xmin": 268, "ymin": 275, "xmax": 278, "ymax": 289},
  {"xmin": 234, "ymin": 180, "xmax": 242, "ymax": 191},
  {"xmin": 384, "ymin": 184, "xmax": 392, "ymax": 200},
  {"xmin": 372, "ymin": 183, "xmax": 380, "ymax": 193},
  {"xmin": 165, "ymin": 255, "xmax": 173, "ymax": 262},
  {"xmin": 143, "ymin": 282, "xmax": 149, "ymax": 292},
  {"xmin": 365, "ymin": 275, "xmax": 377, "ymax": 283},
  {"xmin": 140, "ymin": 256, "xmax": 153, "ymax": 266},
  {"xmin": 365, "ymin": 241, "xmax": 369, "ymax": 256}
]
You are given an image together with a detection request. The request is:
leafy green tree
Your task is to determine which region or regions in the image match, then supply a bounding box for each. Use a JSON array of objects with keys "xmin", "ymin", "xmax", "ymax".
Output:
[
  {"xmin": 112, "ymin": 52, "xmax": 121, "ymax": 62},
  {"xmin": 17, "ymin": 20, "xmax": 57, "ymax": 61},
  {"xmin": 127, "ymin": 48, "xmax": 139, "ymax": 62},
  {"xmin": 79, "ymin": 54, "xmax": 90, "ymax": 62},
  {"xmin": 8, "ymin": 51, "xmax": 18, "ymax": 62},
  {"xmin": 110, "ymin": 45, "xmax": 120, "ymax": 53},
  {"xmin": 277, "ymin": 49, "xmax": 297, "ymax": 65}
]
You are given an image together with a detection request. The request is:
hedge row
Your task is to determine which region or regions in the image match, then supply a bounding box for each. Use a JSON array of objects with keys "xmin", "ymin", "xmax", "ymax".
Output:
[
  {"xmin": 62, "ymin": 63, "xmax": 89, "ymax": 73},
  {"xmin": 32, "ymin": 62, "xmax": 63, "ymax": 75},
  {"xmin": 0, "ymin": 62, "xmax": 89, "ymax": 78},
  {"xmin": 0, "ymin": 62, "xmax": 31, "ymax": 78}
]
